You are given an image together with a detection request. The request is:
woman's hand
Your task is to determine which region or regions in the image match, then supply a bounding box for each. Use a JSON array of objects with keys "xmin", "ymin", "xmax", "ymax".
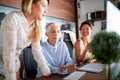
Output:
[
  {"xmin": 88, "ymin": 59, "xmax": 97, "ymax": 63},
  {"xmin": 43, "ymin": 73, "xmax": 51, "ymax": 77},
  {"xmin": 84, "ymin": 43, "xmax": 92, "ymax": 53}
]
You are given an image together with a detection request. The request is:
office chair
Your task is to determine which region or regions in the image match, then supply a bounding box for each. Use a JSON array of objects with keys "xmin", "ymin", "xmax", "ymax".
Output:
[
  {"xmin": 23, "ymin": 48, "xmax": 37, "ymax": 79},
  {"xmin": 0, "ymin": 12, "xmax": 6, "ymax": 25}
]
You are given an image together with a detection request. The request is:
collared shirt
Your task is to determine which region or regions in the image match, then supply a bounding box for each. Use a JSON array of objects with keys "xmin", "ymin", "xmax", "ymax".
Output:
[{"xmin": 41, "ymin": 40, "xmax": 73, "ymax": 74}]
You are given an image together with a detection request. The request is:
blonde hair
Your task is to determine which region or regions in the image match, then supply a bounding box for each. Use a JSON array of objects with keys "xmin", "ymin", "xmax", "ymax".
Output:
[
  {"xmin": 21, "ymin": 0, "xmax": 49, "ymax": 18},
  {"xmin": 21, "ymin": 0, "xmax": 48, "ymax": 42},
  {"xmin": 29, "ymin": 20, "xmax": 42, "ymax": 42}
]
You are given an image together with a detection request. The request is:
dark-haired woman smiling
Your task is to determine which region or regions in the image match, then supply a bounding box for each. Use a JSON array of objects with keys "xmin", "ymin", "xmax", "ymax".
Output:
[{"xmin": 74, "ymin": 21, "xmax": 96, "ymax": 64}]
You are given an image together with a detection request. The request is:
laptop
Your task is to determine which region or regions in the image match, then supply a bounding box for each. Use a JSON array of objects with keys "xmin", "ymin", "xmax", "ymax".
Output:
[{"xmin": 78, "ymin": 63, "xmax": 105, "ymax": 73}]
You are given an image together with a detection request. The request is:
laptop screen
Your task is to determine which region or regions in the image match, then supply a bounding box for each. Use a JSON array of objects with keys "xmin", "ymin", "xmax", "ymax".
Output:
[
  {"xmin": 106, "ymin": 1, "xmax": 120, "ymax": 35},
  {"xmin": 106, "ymin": 1, "xmax": 120, "ymax": 79}
]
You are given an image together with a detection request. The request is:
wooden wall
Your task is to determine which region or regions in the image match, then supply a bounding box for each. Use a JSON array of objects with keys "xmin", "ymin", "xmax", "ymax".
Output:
[
  {"xmin": 0, "ymin": 0, "xmax": 22, "ymax": 9},
  {"xmin": 0, "ymin": 0, "xmax": 75, "ymax": 21},
  {"xmin": 47, "ymin": 0, "xmax": 75, "ymax": 21}
]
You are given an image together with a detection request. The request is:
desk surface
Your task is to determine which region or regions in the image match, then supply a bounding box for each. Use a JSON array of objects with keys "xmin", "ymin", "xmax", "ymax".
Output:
[{"xmin": 35, "ymin": 71, "xmax": 105, "ymax": 80}]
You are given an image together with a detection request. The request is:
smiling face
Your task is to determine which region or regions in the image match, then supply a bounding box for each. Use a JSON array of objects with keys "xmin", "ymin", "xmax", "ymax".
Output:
[
  {"xmin": 80, "ymin": 24, "xmax": 92, "ymax": 38},
  {"xmin": 31, "ymin": 0, "xmax": 48, "ymax": 20},
  {"xmin": 46, "ymin": 23, "xmax": 61, "ymax": 46}
]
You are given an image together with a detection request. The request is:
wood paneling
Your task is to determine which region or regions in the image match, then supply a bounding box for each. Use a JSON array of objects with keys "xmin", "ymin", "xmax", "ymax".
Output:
[
  {"xmin": 0, "ymin": 0, "xmax": 75, "ymax": 21},
  {"xmin": 47, "ymin": 0, "xmax": 75, "ymax": 21},
  {"xmin": 0, "ymin": 0, "xmax": 22, "ymax": 8}
]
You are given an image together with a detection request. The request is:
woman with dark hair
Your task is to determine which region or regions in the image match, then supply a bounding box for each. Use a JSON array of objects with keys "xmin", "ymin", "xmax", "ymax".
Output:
[
  {"xmin": 74, "ymin": 21, "xmax": 96, "ymax": 64},
  {"xmin": 0, "ymin": 0, "xmax": 51, "ymax": 80}
]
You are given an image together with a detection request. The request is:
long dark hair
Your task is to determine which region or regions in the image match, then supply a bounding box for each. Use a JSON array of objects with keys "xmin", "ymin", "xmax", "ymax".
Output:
[{"xmin": 80, "ymin": 21, "xmax": 92, "ymax": 30}]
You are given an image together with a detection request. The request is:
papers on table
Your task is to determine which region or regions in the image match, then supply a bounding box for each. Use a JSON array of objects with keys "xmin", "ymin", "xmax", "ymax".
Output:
[
  {"xmin": 64, "ymin": 63, "xmax": 105, "ymax": 80},
  {"xmin": 63, "ymin": 71, "xmax": 86, "ymax": 80},
  {"xmin": 78, "ymin": 63, "xmax": 105, "ymax": 73}
]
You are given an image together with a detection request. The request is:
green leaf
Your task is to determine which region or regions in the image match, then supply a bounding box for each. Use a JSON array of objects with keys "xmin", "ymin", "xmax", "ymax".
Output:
[{"xmin": 90, "ymin": 30, "xmax": 120, "ymax": 64}]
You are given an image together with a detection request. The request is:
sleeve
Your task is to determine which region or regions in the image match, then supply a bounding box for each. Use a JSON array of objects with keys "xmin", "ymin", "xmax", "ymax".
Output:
[
  {"xmin": 31, "ymin": 41, "xmax": 51, "ymax": 76},
  {"xmin": 1, "ymin": 15, "xmax": 17, "ymax": 80},
  {"xmin": 63, "ymin": 42, "xmax": 73, "ymax": 66},
  {"xmin": 48, "ymin": 64, "xmax": 68, "ymax": 74}
]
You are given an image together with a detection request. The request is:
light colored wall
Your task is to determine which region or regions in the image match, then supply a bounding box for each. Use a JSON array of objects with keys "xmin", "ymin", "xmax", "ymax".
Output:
[
  {"xmin": 78, "ymin": 0, "xmax": 105, "ymax": 39},
  {"xmin": 0, "ymin": 5, "xmax": 19, "ymax": 14}
]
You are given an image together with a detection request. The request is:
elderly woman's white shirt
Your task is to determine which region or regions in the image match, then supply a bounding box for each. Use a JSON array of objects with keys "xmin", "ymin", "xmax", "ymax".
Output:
[{"xmin": 0, "ymin": 11, "xmax": 50, "ymax": 80}]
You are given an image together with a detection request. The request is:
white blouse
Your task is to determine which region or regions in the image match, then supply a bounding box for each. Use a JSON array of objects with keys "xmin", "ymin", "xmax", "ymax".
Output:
[
  {"xmin": 0, "ymin": 11, "xmax": 50, "ymax": 80},
  {"xmin": 80, "ymin": 39, "xmax": 93, "ymax": 61}
]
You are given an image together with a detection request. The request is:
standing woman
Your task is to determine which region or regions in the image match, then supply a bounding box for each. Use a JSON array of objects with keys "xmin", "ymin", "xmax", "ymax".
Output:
[
  {"xmin": 0, "ymin": 0, "xmax": 51, "ymax": 80},
  {"xmin": 74, "ymin": 21, "xmax": 95, "ymax": 64}
]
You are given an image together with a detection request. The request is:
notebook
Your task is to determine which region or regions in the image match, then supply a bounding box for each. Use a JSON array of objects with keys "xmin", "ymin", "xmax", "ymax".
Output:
[
  {"xmin": 78, "ymin": 63, "xmax": 105, "ymax": 73},
  {"xmin": 63, "ymin": 71, "xmax": 86, "ymax": 80}
]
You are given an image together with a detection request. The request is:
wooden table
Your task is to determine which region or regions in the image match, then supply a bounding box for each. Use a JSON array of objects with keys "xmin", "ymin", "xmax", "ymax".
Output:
[
  {"xmin": 35, "ymin": 71, "xmax": 105, "ymax": 80},
  {"xmin": 80, "ymin": 71, "xmax": 105, "ymax": 80}
]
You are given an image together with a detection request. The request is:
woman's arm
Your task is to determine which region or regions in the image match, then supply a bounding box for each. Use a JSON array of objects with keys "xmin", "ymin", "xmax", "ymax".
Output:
[
  {"xmin": 48, "ymin": 65, "xmax": 68, "ymax": 74},
  {"xmin": 1, "ymin": 15, "xmax": 17, "ymax": 80},
  {"xmin": 74, "ymin": 39, "xmax": 87, "ymax": 63},
  {"xmin": 31, "ymin": 41, "xmax": 51, "ymax": 76}
]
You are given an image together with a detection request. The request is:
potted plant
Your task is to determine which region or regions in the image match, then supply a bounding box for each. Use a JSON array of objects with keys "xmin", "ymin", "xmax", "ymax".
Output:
[{"xmin": 90, "ymin": 30, "xmax": 120, "ymax": 80}]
